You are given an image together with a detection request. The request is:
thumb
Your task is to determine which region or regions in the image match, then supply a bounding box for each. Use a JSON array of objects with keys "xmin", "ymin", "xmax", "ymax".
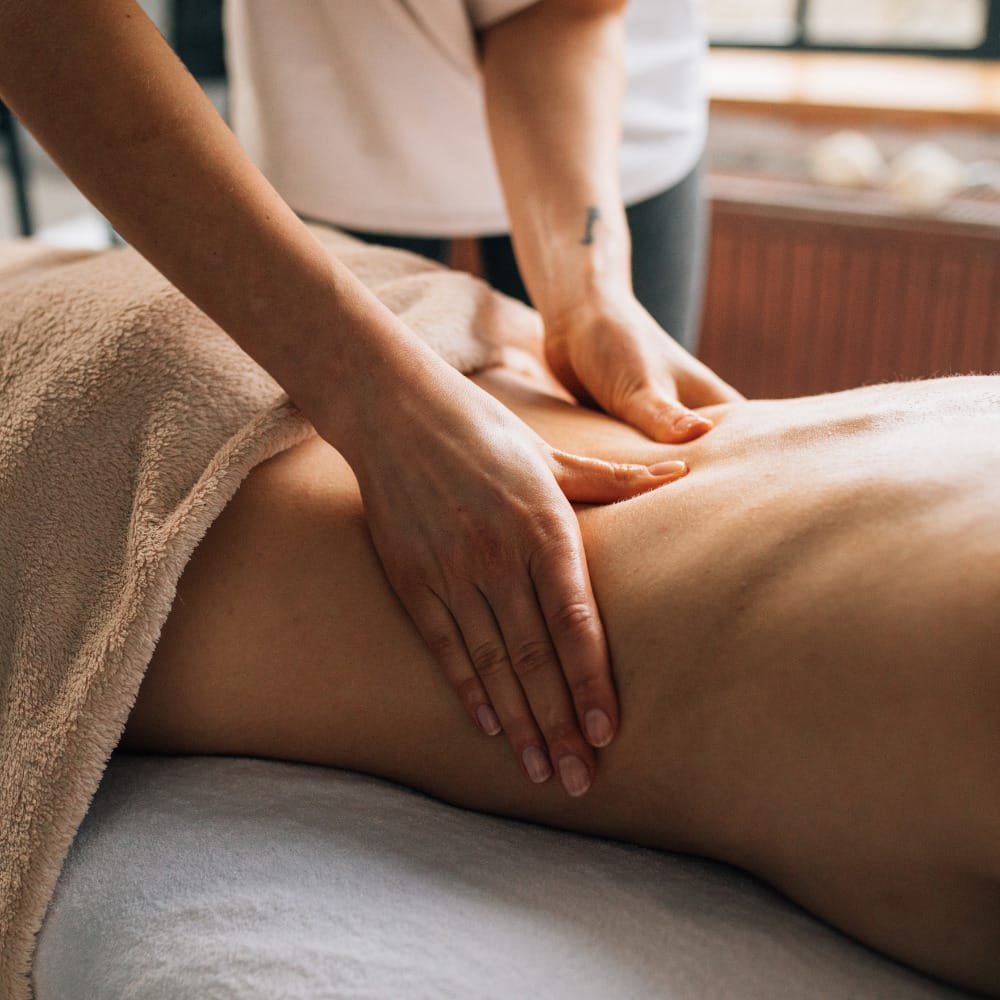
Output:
[
  {"xmin": 614, "ymin": 384, "xmax": 714, "ymax": 444},
  {"xmin": 550, "ymin": 450, "xmax": 687, "ymax": 504}
]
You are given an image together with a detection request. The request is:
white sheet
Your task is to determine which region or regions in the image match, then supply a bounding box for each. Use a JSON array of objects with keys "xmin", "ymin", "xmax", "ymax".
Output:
[{"xmin": 34, "ymin": 755, "xmax": 973, "ymax": 999}]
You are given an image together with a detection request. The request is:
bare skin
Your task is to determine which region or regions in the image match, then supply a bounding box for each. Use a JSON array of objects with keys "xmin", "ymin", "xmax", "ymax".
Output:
[
  {"xmin": 121, "ymin": 342, "xmax": 1000, "ymax": 994},
  {"xmin": 0, "ymin": 0, "xmax": 739, "ymax": 782}
]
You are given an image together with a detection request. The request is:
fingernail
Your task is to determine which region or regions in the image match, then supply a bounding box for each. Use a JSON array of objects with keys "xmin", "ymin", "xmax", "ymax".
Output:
[
  {"xmin": 476, "ymin": 704, "xmax": 501, "ymax": 736},
  {"xmin": 647, "ymin": 460, "xmax": 686, "ymax": 478},
  {"xmin": 522, "ymin": 746, "xmax": 552, "ymax": 783},
  {"xmin": 674, "ymin": 413, "xmax": 710, "ymax": 434},
  {"xmin": 558, "ymin": 755, "xmax": 591, "ymax": 797},
  {"xmin": 584, "ymin": 708, "xmax": 613, "ymax": 747}
]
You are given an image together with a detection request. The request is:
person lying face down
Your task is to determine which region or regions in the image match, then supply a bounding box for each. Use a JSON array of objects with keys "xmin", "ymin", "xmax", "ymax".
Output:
[{"xmin": 120, "ymin": 327, "xmax": 1000, "ymax": 997}]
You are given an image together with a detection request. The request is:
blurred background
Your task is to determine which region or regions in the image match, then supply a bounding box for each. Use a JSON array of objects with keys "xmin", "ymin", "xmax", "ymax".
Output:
[
  {"xmin": 701, "ymin": 0, "xmax": 1000, "ymax": 396},
  {"xmin": 1, "ymin": 0, "xmax": 997, "ymax": 397}
]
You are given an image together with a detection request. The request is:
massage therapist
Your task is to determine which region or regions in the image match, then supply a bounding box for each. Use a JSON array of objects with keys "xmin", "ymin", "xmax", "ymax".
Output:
[{"xmin": 0, "ymin": 0, "xmax": 739, "ymax": 798}]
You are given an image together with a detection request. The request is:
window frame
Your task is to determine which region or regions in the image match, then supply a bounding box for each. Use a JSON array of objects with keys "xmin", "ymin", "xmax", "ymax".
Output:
[{"xmin": 709, "ymin": 0, "xmax": 1000, "ymax": 60}]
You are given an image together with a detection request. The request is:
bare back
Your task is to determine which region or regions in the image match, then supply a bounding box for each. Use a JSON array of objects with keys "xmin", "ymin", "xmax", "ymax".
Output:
[{"xmin": 122, "ymin": 369, "xmax": 1000, "ymax": 993}]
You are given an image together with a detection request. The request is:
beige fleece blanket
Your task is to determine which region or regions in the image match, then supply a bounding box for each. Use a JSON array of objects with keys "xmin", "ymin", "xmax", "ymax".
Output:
[{"xmin": 0, "ymin": 226, "xmax": 524, "ymax": 999}]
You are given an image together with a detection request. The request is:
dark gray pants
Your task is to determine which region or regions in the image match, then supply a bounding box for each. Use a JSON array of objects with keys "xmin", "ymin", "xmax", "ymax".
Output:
[{"xmin": 336, "ymin": 157, "xmax": 707, "ymax": 352}]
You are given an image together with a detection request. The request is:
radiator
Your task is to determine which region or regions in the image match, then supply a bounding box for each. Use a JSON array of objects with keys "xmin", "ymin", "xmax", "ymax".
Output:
[{"xmin": 697, "ymin": 176, "xmax": 1000, "ymax": 399}]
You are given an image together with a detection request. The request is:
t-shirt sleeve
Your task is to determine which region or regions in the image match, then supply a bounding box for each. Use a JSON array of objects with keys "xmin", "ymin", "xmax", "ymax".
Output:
[{"xmin": 465, "ymin": 0, "xmax": 540, "ymax": 29}]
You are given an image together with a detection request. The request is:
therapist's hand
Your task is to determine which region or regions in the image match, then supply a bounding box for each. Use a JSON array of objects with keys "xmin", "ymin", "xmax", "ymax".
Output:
[
  {"xmin": 545, "ymin": 292, "xmax": 744, "ymax": 443},
  {"xmin": 478, "ymin": 1, "xmax": 741, "ymax": 441},
  {"xmin": 331, "ymin": 359, "xmax": 687, "ymax": 798}
]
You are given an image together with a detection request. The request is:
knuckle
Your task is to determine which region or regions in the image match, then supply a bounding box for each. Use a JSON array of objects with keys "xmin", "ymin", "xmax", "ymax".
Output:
[
  {"xmin": 531, "ymin": 518, "xmax": 576, "ymax": 558},
  {"xmin": 475, "ymin": 535, "xmax": 506, "ymax": 574},
  {"xmin": 611, "ymin": 461, "xmax": 639, "ymax": 484},
  {"xmin": 537, "ymin": 502, "xmax": 573, "ymax": 536},
  {"xmin": 510, "ymin": 639, "xmax": 555, "ymax": 680},
  {"xmin": 651, "ymin": 404, "xmax": 681, "ymax": 429},
  {"xmin": 470, "ymin": 640, "xmax": 509, "ymax": 679},
  {"xmin": 610, "ymin": 372, "xmax": 649, "ymax": 411},
  {"xmin": 421, "ymin": 624, "xmax": 458, "ymax": 662},
  {"xmin": 389, "ymin": 562, "xmax": 425, "ymax": 598},
  {"xmin": 455, "ymin": 674, "xmax": 486, "ymax": 710},
  {"xmin": 551, "ymin": 600, "xmax": 597, "ymax": 638}
]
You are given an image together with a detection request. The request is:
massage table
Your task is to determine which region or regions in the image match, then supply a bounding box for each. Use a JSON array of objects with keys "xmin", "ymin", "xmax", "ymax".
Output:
[{"xmin": 34, "ymin": 754, "xmax": 975, "ymax": 999}]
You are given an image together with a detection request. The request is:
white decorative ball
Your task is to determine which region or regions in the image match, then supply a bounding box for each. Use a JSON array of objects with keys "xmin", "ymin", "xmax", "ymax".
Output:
[
  {"xmin": 810, "ymin": 131, "xmax": 885, "ymax": 188},
  {"xmin": 887, "ymin": 142, "xmax": 965, "ymax": 212}
]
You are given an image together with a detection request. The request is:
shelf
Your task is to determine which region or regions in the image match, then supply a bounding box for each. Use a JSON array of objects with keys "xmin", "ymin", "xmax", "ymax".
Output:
[{"xmin": 708, "ymin": 172, "xmax": 1000, "ymax": 239}]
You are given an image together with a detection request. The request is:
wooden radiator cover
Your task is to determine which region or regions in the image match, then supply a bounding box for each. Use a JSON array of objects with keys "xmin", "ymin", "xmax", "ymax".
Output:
[{"xmin": 697, "ymin": 177, "xmax": 1000, "ymax": 399}]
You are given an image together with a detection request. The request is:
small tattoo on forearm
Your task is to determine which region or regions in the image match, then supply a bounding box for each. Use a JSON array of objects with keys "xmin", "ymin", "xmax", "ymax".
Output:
[{"xmin": 580, "ymin": 206, "xmax": 600, "ymax": 245}]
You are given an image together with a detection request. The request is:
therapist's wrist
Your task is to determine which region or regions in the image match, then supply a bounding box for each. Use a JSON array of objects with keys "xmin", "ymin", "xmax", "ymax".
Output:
[
  {"xmin": 527, "ymin": 206, "xmax": 633, "ymax": 327},
  {"xmin": 262, "ymin": 263, "xmax": 443, "ymax": 452},
  {"xmin": 543, "ymin": 282, "xmax": 643, "ymax": 341},
  {"xmin": 303, "ymin": 315, "xmax": 456, "ymax": 465},
  {"xmin": 536, "ymin": 259, "xmax": 635, "ymax": 336}
]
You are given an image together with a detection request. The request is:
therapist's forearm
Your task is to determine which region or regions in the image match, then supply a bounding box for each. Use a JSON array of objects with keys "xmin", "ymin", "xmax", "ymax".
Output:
[
  {"xmin": 480, "ymin": 0, "xmax": 631, "ymax": 325},
  {"xmin": 0, "ymin": 0, "xmax": 436, "ymax": 435}
]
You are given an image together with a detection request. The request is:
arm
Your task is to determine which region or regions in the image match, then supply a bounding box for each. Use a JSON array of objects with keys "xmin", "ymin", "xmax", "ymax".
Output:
[
  {"xmin": 0, "ymin": 0, "xmax": 399, "ymax": 422},
  {"xmin": 0, "ymin": 0, "xmax": 687, "ymax": 795},
  {"xmin": 480, "ymin": 0, "xmax": 742, "ymax": 439}
]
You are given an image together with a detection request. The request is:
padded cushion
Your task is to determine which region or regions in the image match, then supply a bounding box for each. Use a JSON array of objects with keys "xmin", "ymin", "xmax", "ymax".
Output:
[{"xmin": 34, "ymin": 755, "xmax": 972, "ymax": 999}]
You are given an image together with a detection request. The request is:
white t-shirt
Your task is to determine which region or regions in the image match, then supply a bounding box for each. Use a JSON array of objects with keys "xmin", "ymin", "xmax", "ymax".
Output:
[{"xmin": 224, "ymin": 0, "xmax": 707, "ymax": 236}]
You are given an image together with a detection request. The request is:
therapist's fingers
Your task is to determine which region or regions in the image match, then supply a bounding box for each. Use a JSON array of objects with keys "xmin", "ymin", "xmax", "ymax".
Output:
[
  {"xmin": 612, "ymin": 382, "xmax": 714, "ymax": 444},
  {"xmin": 407, "ymin": 589, "xmax": 504, "ymax": 739},
  {"xmin": 450, "ymin": 586, "xmax": 579, "ymax": 789},
  {"xmin": 493, "ymin": 572, "xmax": 618, "ymax": 796},
  {"xmin": 549, "ymin": 450, "xmax": 688, "ymax": 502},
  {"xmin": 532, "ymin": 547, "xmax": 615, "ymax": 758},
  {"xmin": 488, "ymin": 581, "xmax": 601, "ymax": 796},
  {"xmin": 533, "ymin": 468, "xmax": 625, "ymax": 750},
  {"xmin": 401, "ymin": 548, "xmax": 595, "ymax": 794},
  {"xmin": 601, "ymin": 347, "xmax": 744, "ymax": 439}
]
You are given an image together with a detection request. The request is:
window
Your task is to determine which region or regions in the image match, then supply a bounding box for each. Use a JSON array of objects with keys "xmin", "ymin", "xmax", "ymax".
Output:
[{"xmin": 705, "ymin": 0, "xmax": 1000, "ymax": 58}]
